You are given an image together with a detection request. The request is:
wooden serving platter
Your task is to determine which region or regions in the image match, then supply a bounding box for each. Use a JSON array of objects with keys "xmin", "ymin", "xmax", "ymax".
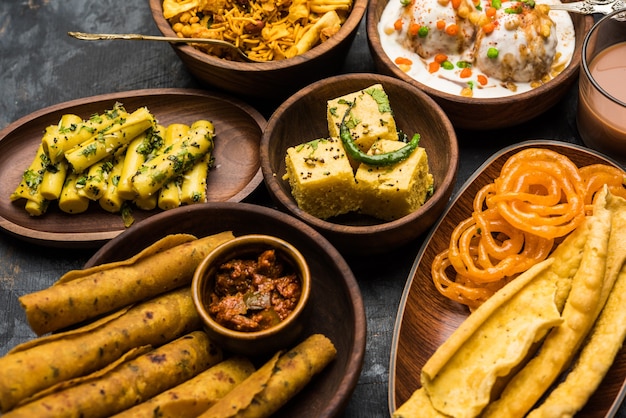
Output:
[
  {"xmin": 86, "ymin": 202, "xmax": 366, "ymax": 418},
  {"xmin": 0, "ymin": 88, "xmax": 265, "ymax": 248},
  {"xmin": 389, "ymin": 140, "xmax": 626, "ymax": 417}
]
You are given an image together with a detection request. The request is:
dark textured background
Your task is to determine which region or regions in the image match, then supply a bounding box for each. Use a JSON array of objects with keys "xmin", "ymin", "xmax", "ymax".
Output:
[{"xmin": 0, "ymin": 0, "xmax": 623, "ymax": 417}]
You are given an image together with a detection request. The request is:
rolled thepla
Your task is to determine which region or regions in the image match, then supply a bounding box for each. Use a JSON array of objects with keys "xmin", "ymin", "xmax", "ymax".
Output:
[
  {"xmin": 19, "ymin": 231, "xmax": 235, "ymax": 335},
  {"xmin": 2, "ymin": 331, "xmax": 222, "ymax": 418},
  {"xmin": 0, "ymin": 287, "xmax": 201, "ymax": 413}
]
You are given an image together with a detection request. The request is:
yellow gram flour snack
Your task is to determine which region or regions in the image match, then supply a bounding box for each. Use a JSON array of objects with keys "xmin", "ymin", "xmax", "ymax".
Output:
[
  {"xmin": 283, "ymin": 137, "xmax": 360, "ymax": 219},
  {"xmin": 19, "ymin": 231, "xmax": 235, "ymax": 335},
  {"xmin": 394, "ymin": 188, "xmax": 626, "ymax": 418},
  {"xmin": 526, "ymin": 193, "xmax": 626, "ymax": 417},
  {"xmin": 112, "ymin": 356, "xmax": 256, "ymax": 418},
  {"xmin": 393, "ymin": 388, "xmax": 447, "ymax": 418},
  {"xmin": 327, "ymin": 84, "xmax": 398, "ymax": 157},
  {"xmin": 356, "ymin": 139, "xmax": 434, "ymax": 220},
  {"xmin": 483, "ymin": 189, "xmax": 613, "ymax": 417},
  {"xmin": 0, "ymin": 287, "xmax": 200, "ymax": 413},
  {"xmin": 2, "ymin": 331, "xmax": 222, "ymax": 418},
  {"xmin": 420, "ymin": 258, "xmax": 562, "ymax": 418},
  {"xmin": 200, "ymin": 334, "xmax": 337, "ymax": 418}
]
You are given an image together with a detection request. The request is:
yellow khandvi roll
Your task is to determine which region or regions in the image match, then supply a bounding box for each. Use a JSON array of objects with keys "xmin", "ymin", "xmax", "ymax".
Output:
[
  {"xmin": 2, "ymin": 331, "xmax": 222, "ymax": 418},
  {"xmin": 19, "ymin": 231, "xmax": 235, "ymax": 335},
  {"xmin": 117, "ymin": 125, "xmax": 164, "ymax": 200},
  {"xmin": 112, "ymin": 356, "xmax": 256, "ymax": 418},
  {"xmin": 158, "ymin": 178, "xmax": 182, "ymax": 210},
  {"xmin": 64, "ymin": 106, "xmax": 155, "ymax": 173},
  {"xmin": 40, "ymin": 159, "xmax": 68, "ymax": 201},
  {"xmin": 77, "ymin": 157, "xmax": 114, "ymax": 200},
  {"xmin": 43, "ymin": 105, "xmax": 131, "ymax": 164},
  {"xmin": 0, "ymin": 287, "xmax": 201, "ymax": 413},
  {"xmin": 132, "ymin": 120, "xmax": 214, "ymax": 199},
  {"xmin": 99, "ymin": 155, "xmax": 126, "ymax": 213},
  {"xmin": 181, "ymin": 152, "xmax": 212, "ymax": 205},
  {"xmin": 200, "ymin": 334, "xmax": 337, "ymax": 418},
  {"xmin": 58, "ymin": 171, "xmax": 90, "ymax": 214},
  {"xmin": 11, "ymin": 142, "xmax": 50, "ymax": 202}
]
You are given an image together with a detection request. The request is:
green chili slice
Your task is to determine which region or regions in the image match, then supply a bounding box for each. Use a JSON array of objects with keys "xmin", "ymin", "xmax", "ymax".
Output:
[{"xmin": 339, "ymin": 104, "xmax": 420, "ymax": 166}]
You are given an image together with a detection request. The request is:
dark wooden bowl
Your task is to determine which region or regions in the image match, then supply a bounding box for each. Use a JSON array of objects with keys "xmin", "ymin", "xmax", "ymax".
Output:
[
  {"xmin": 86, "ymin": 202, "xmax": 366, "ymax": 418},
  {"xmin": 192, "ymin": 234, "xmax": 312, "ymax": 357},
  {"xmin": 0, "ymin": 89, "xmax": 265, "ymax": 248},
  {"xmin": 260, "ymin": 73, "xmax": 459, "ymax": 255},
  {"xmin": 389, "ymin": 140, "xmax": 626, "ymax": 417},
  {"xmin": 149, "ymin": 0, "xmax": 367, "ymax": 101},
  {"xmin": 366, "ymin": 3, "xmax": 595, "ymax": 130}
]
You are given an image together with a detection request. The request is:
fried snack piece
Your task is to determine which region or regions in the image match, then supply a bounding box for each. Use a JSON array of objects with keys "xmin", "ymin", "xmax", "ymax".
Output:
[
  {"xmin": 19, "ymin": 231, "xmax": 235, "ymax": 335},
  {"xmin": 2, "ymin": 331, "xmax": 222, "ymax": 418},
  {"xmin": 200, "ymin": 334, "xmax": 337, "ymax": 418},
  {"xmin": 393, "ymin": 388, "xmax": 447, "ymax": 418},
  {"xmin": 483, "ymin": 189, "xmax": 613, "ymax": 417},
  {"xmin": 112, "ymin": 356, "xmax": 255, "ymax": 418},
  {"xmin": 395, "ymin": 195, "xmax": 596, "ymax": 417},
  {"xmin": 0, "ymin": 287, "xmax": 200, "ymax": 412},
  {"xmin": 527, "ymin": 194, "xmax": 626, "ymax": 417},
  {"xmin": 420, "ymin": 258, "xmax": 562, "ymax": 418}
]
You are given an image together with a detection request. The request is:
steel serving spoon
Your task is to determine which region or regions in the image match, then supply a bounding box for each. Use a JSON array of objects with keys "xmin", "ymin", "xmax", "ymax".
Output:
[
  {"xmin": 546, "ymin": 0, "xmax": 625, "ymax": 14},
  {"xmin": 67, "ymin": 31, "xmax": 264, "ymax": 63}
]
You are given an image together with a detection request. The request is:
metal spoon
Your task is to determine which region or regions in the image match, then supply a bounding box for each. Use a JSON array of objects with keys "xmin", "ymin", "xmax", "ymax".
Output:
[
  {"xmin": 67, "ymin": 31, "xmax": 263, "ymax": 63},
  {"xmin": 545, "ymin": 0, "xmax": 625, "ymax": 14}
]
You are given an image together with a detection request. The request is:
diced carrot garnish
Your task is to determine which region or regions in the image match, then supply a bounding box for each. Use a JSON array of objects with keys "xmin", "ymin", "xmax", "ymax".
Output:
[
  {"xmin": 445, "ymin": 24, "xmax": 459, "ymax": 36},
  {"xmin": 486, "ymin": 6, "xmax": 497, "ymax": 17},
  {"xmin": 395, "ymin": 56, "xmax": 413, "ymax": 65},
  {"xmin": 434, "ymin": 53, "xmax": 448, "ymax": 63},
  {"xmin": 482, "ymin": 22, "xmax": 496, "ymax": 34},
  {"xmin": 394, "ymin": 19, "xmax": 403, "ymax": 31},
  {"xmin": 477, "ymin": 74, "xmax": 488, "ymax": 85},
  {"xmin": 409, "ymin": 22, "xmax": 421, "ymax": 35},
  {"xmin": 428, "ymin": 61, "xmax": 441, "ymax": 73},
  {"xmin": 460, "ymin": 67, "xmax": 472, "ymax": 78},
  {"xmin": 451, "ymin": 0, "xmax": 461, "ymax": 8},
  {"xmin": 437, "ymin": 20, "xmax": 446, "ymax": 30}
]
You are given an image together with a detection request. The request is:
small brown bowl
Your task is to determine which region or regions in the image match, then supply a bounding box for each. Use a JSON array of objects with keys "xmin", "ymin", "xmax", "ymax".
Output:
[
  {"xmin": 149, "ymin": 0, "xmax": 367, "ymax": 101},
  {"xmin": 260, "ymin": 73, "xmax": 459, "ymax": 255},
  {"xmin": 192, "ymin": 234, "xmax": 311, "ymax": 357},
  {"xmin": 366, "ymin": 2, "xmax": 595, "ymax": 130}
]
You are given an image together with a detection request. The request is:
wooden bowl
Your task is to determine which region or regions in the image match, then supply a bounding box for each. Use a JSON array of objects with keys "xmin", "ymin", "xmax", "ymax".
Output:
[
  {"xmin": 149, "ymin": 0, "xmax": 367, "ymax": 101},
  {"xmin": 389, "ymin": 140, "xmax": 626, "ymax": 417},
  {"xmin": 192, "ymin": 234, "xmax": 312, "ymax": 357},
  {"xmin": 366, "ymin": 3, "xmax": 595, "ymax": 130},
  {"xmin": 260, "ymin": 73, "xmax": 459, "ymax": 255},
  {"xmin": 86, "ymin": 202, "xmax": 366, "ymax": 418}
]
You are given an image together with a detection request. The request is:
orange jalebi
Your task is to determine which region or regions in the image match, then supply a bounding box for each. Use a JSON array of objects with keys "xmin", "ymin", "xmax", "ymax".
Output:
[
  {"xmin": 432, "ymin": 148, "xmax": 626, "ymax": 310},
  {"xmin": 580, "ymin": 164, "xmax": 626, "ymax": 213},
  {"xmin": 489, "ymin": 148, "xmax": 586, "ymax": 239}
]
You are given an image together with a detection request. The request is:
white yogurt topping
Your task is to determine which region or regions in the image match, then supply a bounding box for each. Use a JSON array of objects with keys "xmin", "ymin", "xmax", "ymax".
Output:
[{"xmin": 378, "ymin": 0, "xmax": 576, "ymax": 98}]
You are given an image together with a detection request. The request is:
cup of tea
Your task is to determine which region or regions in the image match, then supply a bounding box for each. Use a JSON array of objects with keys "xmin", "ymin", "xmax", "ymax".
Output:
[{"xmin": 577, "ymin": 10, "xmax": 626, "ymax": 163}]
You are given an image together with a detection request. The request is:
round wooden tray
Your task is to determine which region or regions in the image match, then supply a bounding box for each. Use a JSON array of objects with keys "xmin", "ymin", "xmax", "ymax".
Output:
[
  {"xmin": 389, "ymin": 140, "xmax": 626, "ymax": 417},
  {"xmin": 86, "ymin": 201, "xmax": 366, "ymax": 418},
  {"xmin": 0, "ymin": 88, "xmax": 265, "ymax": 248}
]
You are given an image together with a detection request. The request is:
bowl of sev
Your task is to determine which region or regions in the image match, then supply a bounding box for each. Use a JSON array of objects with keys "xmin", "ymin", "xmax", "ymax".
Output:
[
  {"xmin": 192, "ymin": 234, "xmax": 311, "ymax": 357},
  {"xmin": 149, "ymin": 0, "xmax": 367, "ymax": 100}
]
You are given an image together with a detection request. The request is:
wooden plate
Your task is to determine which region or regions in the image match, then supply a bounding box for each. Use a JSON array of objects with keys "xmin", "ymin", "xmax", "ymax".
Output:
[
  {"xmin": 85, "ymin": 202, "xmax": 366, "ymax": 418},
  {"xmin": 389, "ymin": 140, "xmax": 626, "ymax": 417},
  {"xmin": 0, "ymin": 88, "xmax": 265, "ymax": 248}
]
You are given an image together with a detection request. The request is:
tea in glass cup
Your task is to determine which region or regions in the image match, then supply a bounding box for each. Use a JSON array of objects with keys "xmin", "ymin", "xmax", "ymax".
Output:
[{"xmin": 577, "ymin": 10, "xmax": 626, "ymax": 164}]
